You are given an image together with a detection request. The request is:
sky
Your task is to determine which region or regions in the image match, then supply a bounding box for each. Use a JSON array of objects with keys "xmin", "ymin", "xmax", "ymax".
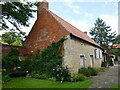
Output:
[{"xmin": 0, "ymin": 0, "xmax": 119, "ymax": 37}]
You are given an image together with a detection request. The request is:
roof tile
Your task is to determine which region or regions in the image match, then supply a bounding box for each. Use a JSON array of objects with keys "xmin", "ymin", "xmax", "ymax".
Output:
[{"xmin": 48, "ymin": 10, "xmax": 100, "ymax": 47}]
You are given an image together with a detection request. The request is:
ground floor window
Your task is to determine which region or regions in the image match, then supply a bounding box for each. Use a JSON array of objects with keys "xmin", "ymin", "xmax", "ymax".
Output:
[
  {"xmin": 90, "ymin": 55, "xmax": 94, "ymax": 67},
  {"xmin": 80, "ymin": 55, "xmax": 85, "ymax": 68}
]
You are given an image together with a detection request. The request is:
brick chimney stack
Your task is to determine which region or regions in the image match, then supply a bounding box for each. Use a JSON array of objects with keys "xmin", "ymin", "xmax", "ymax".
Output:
[{"xmin": 37, "ymin": 0, "xmax": 49, "ymax": 17}]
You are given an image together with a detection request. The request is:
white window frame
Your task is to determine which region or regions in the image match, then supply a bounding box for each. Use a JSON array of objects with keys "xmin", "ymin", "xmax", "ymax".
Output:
[
  {"xmin": 95, "ymin": 49, "xmax": 99, "ymax": 59},
  {"xmin": 99, "ymin": 50, "xmax": 102, "ymax": 59}
]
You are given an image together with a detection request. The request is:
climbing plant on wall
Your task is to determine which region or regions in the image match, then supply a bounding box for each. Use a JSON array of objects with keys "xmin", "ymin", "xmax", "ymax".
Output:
[{"xmin": 29, "ymin": 37, "xmax": 72, "ymax": 81}]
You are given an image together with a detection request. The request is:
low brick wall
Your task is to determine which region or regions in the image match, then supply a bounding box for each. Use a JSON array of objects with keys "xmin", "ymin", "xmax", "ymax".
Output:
[{"xmin": 1, "ymin": 44, "xmax": 27, "ymax": 57}]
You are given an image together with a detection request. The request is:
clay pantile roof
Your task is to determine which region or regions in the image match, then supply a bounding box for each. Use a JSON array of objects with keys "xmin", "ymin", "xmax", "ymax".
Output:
[
  {"xmin": 47, "ymin": 10, "xmax": 101, "ymax": 48},
  {"xmin": 111, "ymin": 44, "xmax": 120, "ymax": 48}
]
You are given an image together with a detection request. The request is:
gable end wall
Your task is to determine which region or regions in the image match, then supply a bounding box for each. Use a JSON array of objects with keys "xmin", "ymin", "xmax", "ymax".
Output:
[{"xmin": 24, "ymin": 9, "xmax": 70, "ymax": 54}]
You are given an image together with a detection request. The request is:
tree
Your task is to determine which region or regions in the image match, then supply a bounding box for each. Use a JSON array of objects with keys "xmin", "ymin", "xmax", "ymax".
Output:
[
  {"xmin": 0, "ymin": 1, "xmax": 40, "ymax": 45},
  {"xmin": 110, "ymin": 35, "xmax": 120, "ymax": 58},
  {"xmin": 1, "ymin": 31, "xmax": 23, "ymax": 46},
  {"xmin": 90, "ymin": 18, "xmax": 116, "ymax": 48},
  {"xmin": 1, "ymin": 1, "xmax": 38, "ymax": 35},
  {"xmin": 113, "ymin": 35, "xmax": 120, "ymax": 44}
]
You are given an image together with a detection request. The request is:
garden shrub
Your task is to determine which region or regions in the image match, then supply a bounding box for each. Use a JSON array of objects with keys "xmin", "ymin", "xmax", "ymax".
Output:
[
  {"xmin": 2, "ymin": 75, "xmax": 11, "ymax": 82},
  {"xmin": 29, "ymin": 38, "xmax": 72, "ymax": 82},
  {"xmin": 48, "ymin": 77, "xmax": 56, "ymax": 81},
  {"xmin": 2, "ymin": 49, "xmax": 20, "ymax": 73},
  {"xmin": 30, "ymin": 71, "xmax": 49, "ymax": 79},
  {"xmin": 20, "ymin": 58, "xmax": 32, "ymax": 71},
  {"xmin": 39, "ymin": 74, "xmax": 49, "ymax": 79},
  {"xmin": 30, "ymin": 71, "xmax": 41, "ymax": 79},
  {"xmin": 107, "ymin": 56, "xmax": 113, "ymax": 66},
  {"xmin": 79, "ymin": 67, "xmax": 91, "ymax": 77},
  {"xmin": 8, "ymin": 49, "xmax": 19, "ymax": 56},
  {"xmin": 52, "ymin": 66, "xmax": 72, "ymax": 82},
  {"xmin": 107, "ymin": 59, "xmax": 113, "ymax": 66},
  {"xmin": 2, "ymin": 49, "xmax": 30, "ymax": 78},
  {"xmin": 29, "ymin": 58, "xmax": 45, "ymax": 74},
  {"xmin": 88, "ymin": 67, "xmax": 98, "ymax": 76},
  {"xmin": 72, "ymin": 73, "xmax": 87, "ymax": 82}
]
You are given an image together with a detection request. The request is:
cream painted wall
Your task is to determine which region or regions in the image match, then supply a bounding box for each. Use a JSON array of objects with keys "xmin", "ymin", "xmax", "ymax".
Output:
[{"xmin": 63, "ymin": 35, "xmax": 103, "ymax": 74}]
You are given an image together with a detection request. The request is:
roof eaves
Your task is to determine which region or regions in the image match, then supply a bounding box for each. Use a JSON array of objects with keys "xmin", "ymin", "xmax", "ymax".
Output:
[{"xmin": 71, "ymin": 33, "xmax": 103, "ymax": 49}]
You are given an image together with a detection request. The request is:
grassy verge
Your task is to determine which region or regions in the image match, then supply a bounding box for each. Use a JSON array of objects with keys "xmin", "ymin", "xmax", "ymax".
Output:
[
  {"xmin": 3, "ymin": 77, "xmax": 92, "ymax": 88},
  {"xmin": 111, "ymin": 84, "xmax": 120, "ymax": 89},
  {"xmin": 96, "ymin": 67, "xmax": 109, "ymax": 72}
]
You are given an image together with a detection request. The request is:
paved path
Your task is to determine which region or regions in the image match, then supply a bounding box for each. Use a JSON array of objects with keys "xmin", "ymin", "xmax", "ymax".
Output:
[{"xmin": 89, "ymin": 65, "xmax": 119, "ymax": 88}]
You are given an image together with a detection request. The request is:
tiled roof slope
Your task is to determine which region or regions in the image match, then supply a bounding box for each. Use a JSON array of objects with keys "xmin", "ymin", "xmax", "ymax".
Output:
[{"xmin": 47, "ymin": 10, "xmax": 100, "ymax": 47}]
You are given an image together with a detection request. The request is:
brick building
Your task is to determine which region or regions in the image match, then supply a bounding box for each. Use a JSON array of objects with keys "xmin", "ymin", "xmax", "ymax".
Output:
[{"xmin": 2, "ymin": 0, "xmax": 104, "ymax": 73}]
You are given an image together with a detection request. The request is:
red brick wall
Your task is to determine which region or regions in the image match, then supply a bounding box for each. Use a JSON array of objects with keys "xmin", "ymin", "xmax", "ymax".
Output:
[
  {"xmin": 1, "ymin": 44, "xmax": 27, "ymax": 57},
  {"xmin": 24, "ymin": 9, "xmax": 69, "ymax": 54}
]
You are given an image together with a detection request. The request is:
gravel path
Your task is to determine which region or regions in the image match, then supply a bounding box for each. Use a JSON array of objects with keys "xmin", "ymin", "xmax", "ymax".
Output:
[{"xmin": 89, "ymin": 65, "xmax": 119, "ymax": 88}]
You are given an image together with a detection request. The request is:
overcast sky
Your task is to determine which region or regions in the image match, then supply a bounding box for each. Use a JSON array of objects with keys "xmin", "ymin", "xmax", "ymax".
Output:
[{"xmin": 0, "ymin": 0, "xmax": 119, "ymax": 37}]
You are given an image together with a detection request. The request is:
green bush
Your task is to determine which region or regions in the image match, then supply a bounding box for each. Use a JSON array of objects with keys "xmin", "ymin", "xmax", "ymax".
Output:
[
  {"xmin": 29, "ymin": 38, "xmax": 72, "ymax": 82},
  {"xmin": 8, "ymin": 49, "xmax": 19, "ymax": 56},
  {"xmin": 53, "ymin": 66, "xmax": 72, "ymax": 82},
  {"xmin": 88, "ymin": 67, "xmax": 98, "ymax": 76},
  {"xmin": 2, "ymin": 49, "xmax": 20, "ymax": 72},
  {"xmin": 72, "ymin": 73, "xmax": 87, "ymax": 82},
  {"xmin": 108, "ymin": 59, "xmax": 113, "ymax": 66},
  {"xmin": 2, "ymin": 75, "xmax": 11, "ymax": 82},
  {"xmin": 107, "ymin": 56, "xmax": 113, "ymax": 66},
  {"xmin": 39, "ymin": 74, "xmax": 49, "ymax": 79},
  {"xmin": 20, "ymin": 58, "xmax": 32, "ymax": 71},
  {"xmin": 30, "ymin": 71, "xmax": 42, "ymax": 79},
  {"xmin": 79, "ymin": 68, "xmax": 91, "ymax": 77},
  {"xmin": 30, "ymin": 71, "xmax": 49, "ymax": 79},
  {"xmin": 79, "ymin": 67, "xmax": 98, "ymax": 77}
]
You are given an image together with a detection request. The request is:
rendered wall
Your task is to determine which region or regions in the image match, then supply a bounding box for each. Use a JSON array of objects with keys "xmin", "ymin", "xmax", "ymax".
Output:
[{"xmin": 63, "ymin": 35, "xmax": 102, "ymax": 74}]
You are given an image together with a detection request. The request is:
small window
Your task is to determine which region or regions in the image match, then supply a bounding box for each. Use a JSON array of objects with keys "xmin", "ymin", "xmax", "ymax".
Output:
[
  {"xmin": 99, "ymin": 50, "xmax": 102, "ymax": 58},
  {"xmin": 40, "ymin": 28, "xmax": 46, "ymax": 36},
  {"xmin": 95, "ymin": 49, "xmax": 99, "ymax": 59},
  {"xmin": 80, "ymin": 55, "xmax": 85, "ymax": 68}
]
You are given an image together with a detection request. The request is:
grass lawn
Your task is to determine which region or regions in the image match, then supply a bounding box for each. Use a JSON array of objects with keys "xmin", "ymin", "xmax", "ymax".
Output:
[
  {"xmin": 111, "ymin": 84, "xmax": 120, "ymax": 88},
  {"xmin": 3, "ymin": 77, "xmax": 92, "ymax": 88}
]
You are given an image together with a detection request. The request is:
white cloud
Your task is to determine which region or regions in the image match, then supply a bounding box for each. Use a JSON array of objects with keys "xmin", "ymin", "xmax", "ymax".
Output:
[
  {"xmin": 99, "ymin": 14, "xmax": 118, "ymax": 34},
  {"xmin": 73, "ymin": 10, "xmax": 80, "ymax": 14},
  {"xmin": 67, "ymin": 3, "xmax": 80, "ymax": 9},
  {"xmin": 85, "ymin": 12, "xmax": 94, "ymax": 19},
  {"xmin": 68, "ymin": 19, "xmax": 92, "ymax": 32},
  {"xmin": 66, "ymin": 2, "xmax": 81, "ymax": 15}
]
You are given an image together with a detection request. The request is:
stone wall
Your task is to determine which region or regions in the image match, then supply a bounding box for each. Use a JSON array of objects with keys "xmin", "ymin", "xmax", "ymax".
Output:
[{"xmin": 63, "ymin": 35, "xmax": 103, "ymax": 74}]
